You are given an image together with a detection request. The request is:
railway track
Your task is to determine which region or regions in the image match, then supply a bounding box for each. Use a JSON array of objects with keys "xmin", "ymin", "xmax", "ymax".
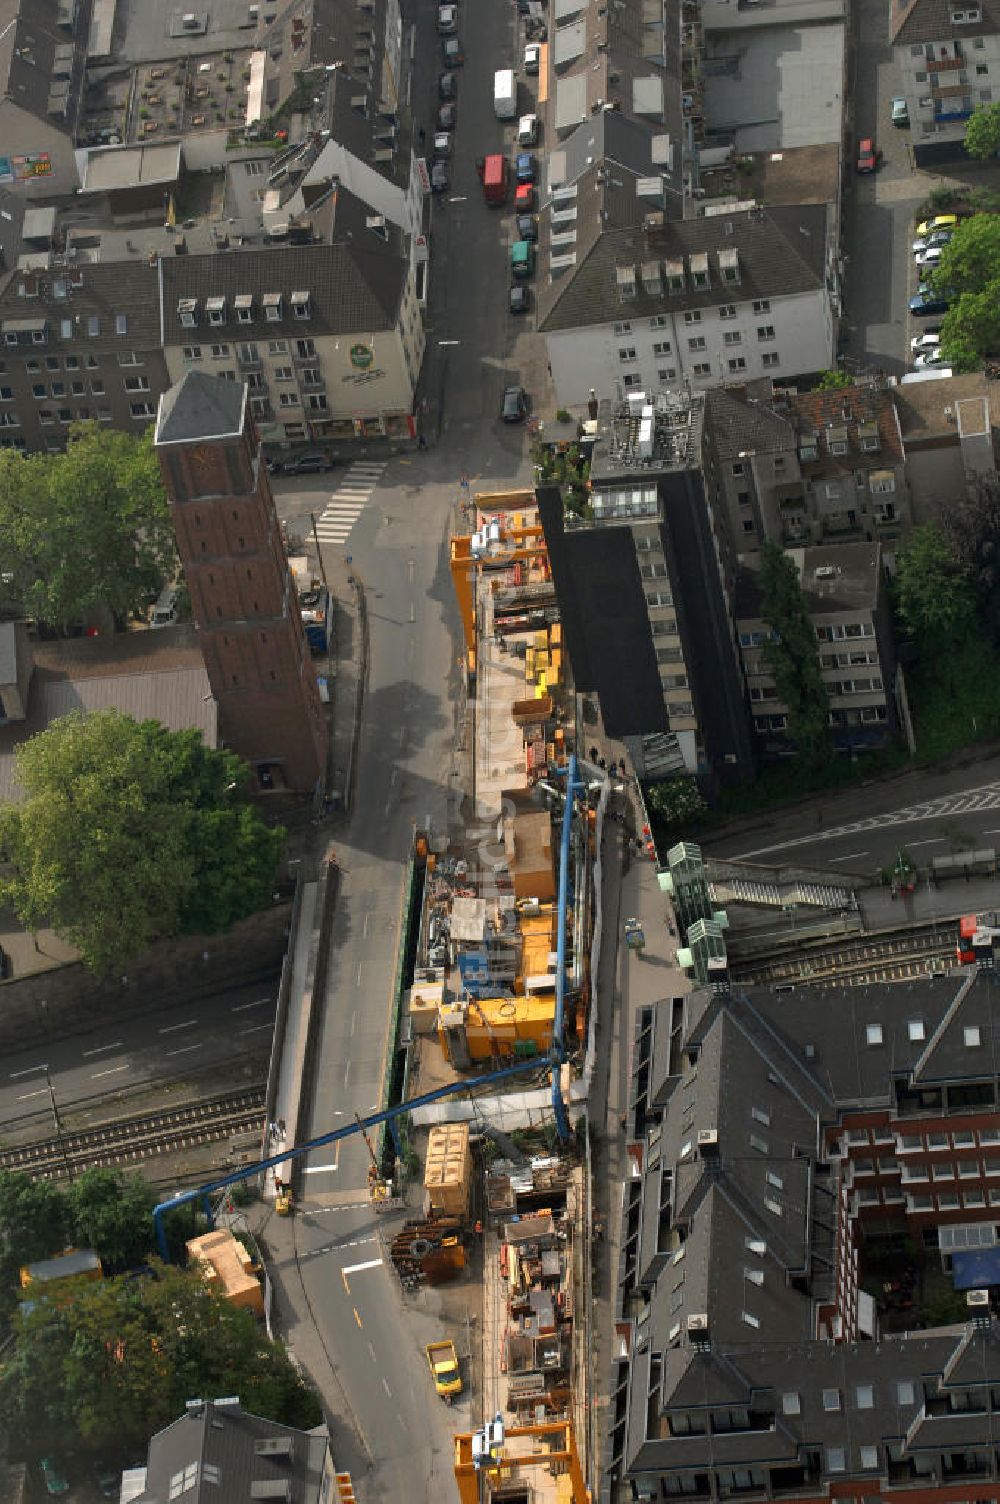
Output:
[
  {"xmin": 0, "ymin": 1088, "xmax": 267, "ymax": 1179},
  {"xmin": 733, "ymin": 925, "xmax": 959, "ymax": 988}
]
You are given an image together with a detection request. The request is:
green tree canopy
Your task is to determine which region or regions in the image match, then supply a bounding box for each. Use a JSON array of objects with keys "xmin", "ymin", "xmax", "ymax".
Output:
[
  {"xmin": 646, "ymin": 778, "xmax": 706, "ymax": 832},
  {"xmin": 812, "ymin": 369, "xmax": 852, "ymax": 391},
  {"xmin": 0, "ymin": 1261, "xmax": 321, "ymax": 1458},
  {"xmin": 895, "ymin": 525, "xmax": 978, "ymax": 643},
  {"xmin": 932, "ymin": 212, "xmax": 1000, "ymax": 296},
  {"xmin": 65, "ymin": 1171, "xmax": 156, "ymax": 1271},
  {"xmin": 964, "ymin": 100, "xmax": 1000, "ymax": 158},
  {"xmin": 0, "ymin": 424, "xmax": 176, "ymax": 634},
  {"xmin": 937, "ymin": 283, "xmax": 1000, "ymax": 372},
  {"xmin": 758, "ymin": 543, "xmax": 833, "ymax": 770},
  {"xmin": 0, "ymin": 710, "xmax": 285, "ymax": 972}
]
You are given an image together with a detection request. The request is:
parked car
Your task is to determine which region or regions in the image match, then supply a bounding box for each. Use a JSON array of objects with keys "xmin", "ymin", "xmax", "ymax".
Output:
[
  {"xmin": 891, "ymin": 96, "xmax": 910, "ymax": 126},
  {"xmin": 524, "ymin": 42, "xmax": 541, "ymax": 73},
  {"xmin": 41, "ymin": 1460, "xmax": 69, "ymax": 1498},
  {"xmin": 910, "ymin": 327, "xmax": 941, "ymax": 351},
  {"xmin": 510, "ymin": 284, "xmax": 531, "ymax": 314},
  {"xmin": 438, "ymin": 71, "xmax": 457, "ymax": 100},
  {"xmin": 284, "ymin": 450, "xmax": 335, "ymax": 475},
  {"xmin": 433, "ymin": 130, "xmax": 452, "ymax": 158},
  {"xmin": 856, "ymin": 137, "xmax": 878, "ymax": 173},
  {"xmin": 437, "ymin": 2, "xmax": 457, "ymax": 30},
  {"xmin": 909, "ymin": 286, "xmax": 951, "ymax": 316},
  {"xmin": 441, "ymin": 36, "xmax": 463, "ymax": 67},
  {"xmin": 514, "ymin": 183, "xmax": 535, "ymax": 211},
  {"xmin": 516, "ymin": 213, "xmax": 537, "ymax": 241},
  {"xmin": 915, "ymin": 245, "xmax": 946, "ymax": 269},
  {"xmin": 517, "ymin": 113, "xmax": 539, "ymax": 147},
  {"xmin": 515, "ymin": 151, "xmax": 537, "ymax": 183},
  {"xmin": 436, "ymin": 100, "xmax": 457, "ymax": 130},
  {"xmin": 915, "ymin": 213, "xmax": 958, "ymax": 238},
  {"xmin": 501, "ymin": 385, "xmax": 528, "ymax": 423},
  {"xmin": 912, "ymin": 229, "xmax": 953, "ymax": 254},
  {"xmin": 914, "ymin": 348, "xmax": 949, "ymax": 369},
  {"xmin": 431, "ymin": 159, "xmax": 450, "ymax": 192}
]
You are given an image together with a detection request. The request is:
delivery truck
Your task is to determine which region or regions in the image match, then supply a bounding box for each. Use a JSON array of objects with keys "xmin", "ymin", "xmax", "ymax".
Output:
[
  {"xmin": 482, "ymin": 152, "xmax": 508, "ymax": 206},
  {"xmin": 494, "ymin": 67, "xmax": 516, "ymax": 119}
]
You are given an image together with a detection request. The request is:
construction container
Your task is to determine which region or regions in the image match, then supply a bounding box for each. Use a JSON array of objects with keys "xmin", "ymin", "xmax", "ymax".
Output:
[{"xmin": 424, "ymin": 1122, "xmax": 472, "ymax": 1217}]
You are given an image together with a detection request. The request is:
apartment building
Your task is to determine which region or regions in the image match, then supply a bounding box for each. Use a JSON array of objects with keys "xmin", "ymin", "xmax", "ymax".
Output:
[
  {"xmin": 704, "ymin": 383, "xmax": 911, "ymax": 553},
  {"xmin": 611, "ymin": 964, "xmax": 1000, "ymax": 1504},
  {"xmin": 892, "ymin": 0, "xmax": 1000, "ymax": 160},
  {"xmin": 0, "ymin": 256, "xmax": 168, "ymax": 453},
  {"xmin": 540, "ymin": 208, "xmax": 835, "ymax": 410},
  {"xmin": 734, "ymin": 542, "xmax": 897, "ymax": 752},
  {"xmin": 892, "ymin": 372, "xmax": 1000, "ymax": 524},
  {"xmin": 159, "ymin": 203, "xmax": 424, "ymax": 443},
  {"xmin": 0, "ymin": 0, "xmax": 84, "ymax": 198},
  {"xmin": 537, "ymin": 392, "xmax": 756, "ymax": 784}
]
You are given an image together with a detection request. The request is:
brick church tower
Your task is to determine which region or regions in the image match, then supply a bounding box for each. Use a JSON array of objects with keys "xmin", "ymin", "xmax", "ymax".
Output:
[{"xmin": 154, "ymin": 371, "xmax": 326, "ymax": 795}]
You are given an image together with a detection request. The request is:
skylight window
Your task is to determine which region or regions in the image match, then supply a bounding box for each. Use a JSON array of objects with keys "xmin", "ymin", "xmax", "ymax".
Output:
[
  {"xmin": 856, "ymin": 1384, "xmax": 874, "ymax": 1409},
  {"xmin": 908, "ymin": 1019, "xmax": 925, "ymax": 1042},
  {"xmin": 781, "ymin": 1392, "xmax": 800, "ymax": 1415},
  {"xmin": 897, "ymin": 1381, "xmax": 915, "ymax": 1405},
  {"xmin": 964, "ymin": 1025, "xmax": 982, "ymax": 1047},
  {"xmin": 751, "ymin": 1106, "xmax": 770, "ymax": 1126},
  {"xmin": 866, "ymin": 1023, "xmax": 883, "ymax": 1046},
  {"xmin": 822, "ymin": 1389, "xmax": 841, "ymax": 1413}
]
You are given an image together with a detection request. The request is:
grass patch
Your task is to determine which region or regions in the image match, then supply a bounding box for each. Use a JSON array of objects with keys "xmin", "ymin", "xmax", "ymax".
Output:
[{"xmin": 907, "ymin": 633, "xmax": 1000, "ymax": 762}]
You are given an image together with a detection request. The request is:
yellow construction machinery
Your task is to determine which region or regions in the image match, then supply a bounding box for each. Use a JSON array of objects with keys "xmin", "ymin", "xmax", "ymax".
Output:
[{"xmin": 453, "ymin": 1417, "xmax": 587, "ymax": 1504}]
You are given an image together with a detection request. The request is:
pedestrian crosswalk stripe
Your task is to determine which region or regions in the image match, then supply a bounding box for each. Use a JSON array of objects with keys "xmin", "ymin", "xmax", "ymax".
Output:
[{"xmin": 312, "ymin": 461, "xmax": 385, "ymax": 546}]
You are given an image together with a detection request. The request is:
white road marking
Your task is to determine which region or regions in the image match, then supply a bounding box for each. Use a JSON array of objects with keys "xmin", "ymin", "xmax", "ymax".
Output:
[
  {"xmin": 166, "ymin": 1043, "xmax": 200, "ymax": 1056},
  {"xmin": 82, "ymin": 1041, "xmax": 124, "ymax": 1057},
  {"xmin": 342, "ymin": 1258, "xmax": 383, "ymax": 1275},
  {"xmin": 312, "ymin": 462, "xmax": 386, "ymax": 544},
  {"xmin": 350, "ymin": 1011, "xmax": 357, "ymax": 1036},
  {"xmin": 302, "ymin": 1163, "xmax": 339, "ymax": 1174},
  {"xmin": 344, "ymin": 1059, "xmax": 352, "ymax": 1085},
  {"xmin": 829, "ymin": 851, "xmax": 869, "ymax": 863},
  {"xmin": 363, "ymin": 912, "xmax": 370, "ymax": 937},
  {"xmin": 159, "ymin": 1019, "xmax": 198, "ymax": 1034},
  {"xmin": 10, "ymin": 1065, "xmax": 45, "ymax": 1080},
  {"xmin": 16, "ymin": 1088, "xmax": 48, "ymax": 1101},
  {"xmin": 908, "ymin": 837, "xmax": 945, "ymax": 847},
  {"xmin": 382, "ymin": 1377, "xmax": 393, "ymax": 1398},
  {"xmin": 240, "ymin": 1022, "xmax": 274, "ymax": 1035},
  {"xmin": 91, "ymin": 1065, "xmax": 130, "ymax": 1079},
  {"xmin": 232, "ymin": 996, "xmax": 272, "ymax": 1012},
  {"xmin": 356, "ymin": 963, "xmax": 363, "ymax": 987}
]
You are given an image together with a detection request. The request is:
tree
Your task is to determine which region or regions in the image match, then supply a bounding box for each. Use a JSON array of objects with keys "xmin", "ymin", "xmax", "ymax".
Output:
[
  {"xmin": 0, "ymin": 1262, "xmax": 322, "ymax": 1458},
  {"xmin": 935, "ymin": 473, "xmax": 1000, "ymax": 639},
  {"xmin": 0, "ymin": 1171, "xmax": 69, "ymax": 1307},
  {"xmin": 812, "ymin": 369, "xmax": 852, "ymax": 391},
  {"xmin": 937, "ymin": 283, "xmax": 1000, "ymax": 372},
  {"xmin": 0, "ymin": 711, "xmax": 285, "ymax": 973},
  {"xmin": 646, "ymin": 778, "xmax": 706, "ymax": 831},
  {"xmin": 964, "ymin": 100, "xmax": 1000, "ymax": 158},
  {"xmin": 0, "ymin": 425, "xmax": 176, "ymax": 634},
  {"xmin": 895, "ymin": 525, "xmax": 978, "ymax": 643},
  {"xmin": 65, "ymin": 1171, "xmax": 156, "ymax": 1271},
  {"xmin": 932, "ymin": 212, "xmax": 1000, "ymax": 296},
  {"xmin": 757, "ymin": 543, "xmax": 834, "ymax": 770}
]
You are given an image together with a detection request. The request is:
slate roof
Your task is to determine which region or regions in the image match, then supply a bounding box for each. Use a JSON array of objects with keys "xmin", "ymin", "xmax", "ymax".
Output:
[
  {"xmin": 622, "ymin": 972, "xmax": 1000, "ymax": 1482},
  {"xmin": 891, "ymin": 0, "xmax": 1000, "ymax": 46},
  {"xmin": 735, "ymin": 542, "xmax": 882, "ymax": 618},
  {"xmin": 158, "ymin": 236, "xmax": 406, "ymax": 346},
  {"xmin": 155, "ymin": 371, "xmax": 247, "ymax": 446},
  {"xmin": 0, "ymin": 0, "xmax": 78, "ymax": 130},
  {"xmin": 705, "ymin": 385, "xmax": 796, "ymax": 460},
  {"xmin": 134, "ymin": 1400, "xmax": 329, "ymax": 1504},
  {"xmin": 0, "ymin": 258, "xmax": 163, "ymax": 353},
  {"xmin": 538, "ymin": 205, "xmax": 828, "ymax": 333}
]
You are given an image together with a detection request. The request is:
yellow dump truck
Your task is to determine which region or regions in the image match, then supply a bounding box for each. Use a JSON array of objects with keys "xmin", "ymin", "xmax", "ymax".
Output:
[{"xmin": 425, "ymin": 1339, "xmax": 462, "ymax": 1401}]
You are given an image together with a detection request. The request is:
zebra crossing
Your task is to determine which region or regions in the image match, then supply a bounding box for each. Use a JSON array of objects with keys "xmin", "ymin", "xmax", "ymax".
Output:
[{"xmin": 312, "ymin": 461, "xmax": 386, "ymax": 546}]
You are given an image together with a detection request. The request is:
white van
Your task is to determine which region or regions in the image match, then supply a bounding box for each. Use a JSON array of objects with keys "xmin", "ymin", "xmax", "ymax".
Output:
[
  {"xmin": 517, "ymin": 113, "xmax": 538, "ymax": 147},
  {"xmin": 150, "ymin": 586, "xmax": 178, "ymax": 629}
]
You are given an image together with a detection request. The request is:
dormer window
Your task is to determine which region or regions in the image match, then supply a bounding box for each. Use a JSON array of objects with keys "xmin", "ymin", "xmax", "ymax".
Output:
[
  {"xmin": 291, "ymin": 290, "xmax": 311, "ymax": 320},
  {"xmin": 206, "ymin": 297, "xmax": 226, "ymax": 326},
  {"xmin": 689, "ymin": 252, "xmax": 709, "ymax": 290},
  {"xmin": 178, "ymin": 298, "xmax": 198, "ymax": 328},
  {"xmin": 235, "ymin": 294, "xmax": 253, "ymax": 323},
  {"xmin": 263, "ymin": 292, "xmax": 283, "ymax": 322},
  {"xmin": 799, "ymin": 440, "xmax": 818, "ymax": 461},
  {"xmin": 665, "ymin": 257, "xmax": 685, "ymax": 293},
  {"xmin": 718, "ymin": 246, "xmax": 740, "ymax": 285},
  {"xmin": 616, "ymin": 263, "xmax": 637, "ymax": 302},
  {"xmin": 826, "ymin": 425, "xmax": 849, "ymax": 455},
  {"xmin": 641, "ymin": 260, "xmax": 662, "ymax": 295},
  {"xmin": 858, "ymin": 422, "xmax": 880, "ymax": 452},
  {"xmin": 952, "ymin": 7, "xmax": 981, "ymax": 20}
]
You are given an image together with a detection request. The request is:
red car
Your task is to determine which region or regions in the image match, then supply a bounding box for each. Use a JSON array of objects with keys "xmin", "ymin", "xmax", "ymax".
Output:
[{"xmin": 856, "ymin": 137, "xmax": 878, "ymax": 173}]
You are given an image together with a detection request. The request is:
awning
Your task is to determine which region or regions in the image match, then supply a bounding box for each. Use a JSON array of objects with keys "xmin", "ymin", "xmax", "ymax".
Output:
[{"xmin": 952, "ymin": 1247, "xmax": 1000, "ymax": 1290}]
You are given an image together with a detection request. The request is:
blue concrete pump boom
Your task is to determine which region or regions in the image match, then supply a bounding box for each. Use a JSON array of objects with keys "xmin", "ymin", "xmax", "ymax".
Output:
[{"xmin": 152, "ymin": 1054, "xmax": 562, "ymax": 1258}]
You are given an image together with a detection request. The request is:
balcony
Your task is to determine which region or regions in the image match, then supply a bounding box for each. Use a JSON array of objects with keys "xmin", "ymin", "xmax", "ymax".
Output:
[{"xmin": 930, "ymin": 53, "xmax": 966, "ymax": 71}]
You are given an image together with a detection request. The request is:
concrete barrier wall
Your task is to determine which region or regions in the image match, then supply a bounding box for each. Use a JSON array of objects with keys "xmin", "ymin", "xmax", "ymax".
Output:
[{"xmin": 0, "ymin": 902, "xmax": 292, "ymax": 1055}]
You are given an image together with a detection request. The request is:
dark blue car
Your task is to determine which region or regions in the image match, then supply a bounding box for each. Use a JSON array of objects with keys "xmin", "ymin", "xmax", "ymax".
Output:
[
  {"xmin": 908, "ymin": 286, "xmax": 951, "ymax": 317},
  {"xmin": 515, "ymin": 151, "xmax": 536, "ymax": 184}
]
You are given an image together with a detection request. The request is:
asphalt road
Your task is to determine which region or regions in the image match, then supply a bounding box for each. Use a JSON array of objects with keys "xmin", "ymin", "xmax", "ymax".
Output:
[
  {"xmin": 0, "ymin": 976, "xmax": 278, "ymax": 1125},
  {"xmin": 278, "ymin": 0, "xmax": 543, "ymax": 1494}
]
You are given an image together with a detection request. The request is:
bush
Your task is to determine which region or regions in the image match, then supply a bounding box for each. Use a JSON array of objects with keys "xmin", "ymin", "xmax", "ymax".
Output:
[{"xmin": 555, "ymin": 407, "xmax": 572, "ymax": 423}]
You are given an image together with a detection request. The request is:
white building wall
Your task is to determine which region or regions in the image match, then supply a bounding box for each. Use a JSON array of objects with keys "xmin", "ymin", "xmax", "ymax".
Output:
[
  {"xmin": 545, "ymin": 287, "xmax": 833, "ymax": 408},
  {"xmin": 895, "ymin": 30, "xmax": 1000, "ymax": 146}
]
